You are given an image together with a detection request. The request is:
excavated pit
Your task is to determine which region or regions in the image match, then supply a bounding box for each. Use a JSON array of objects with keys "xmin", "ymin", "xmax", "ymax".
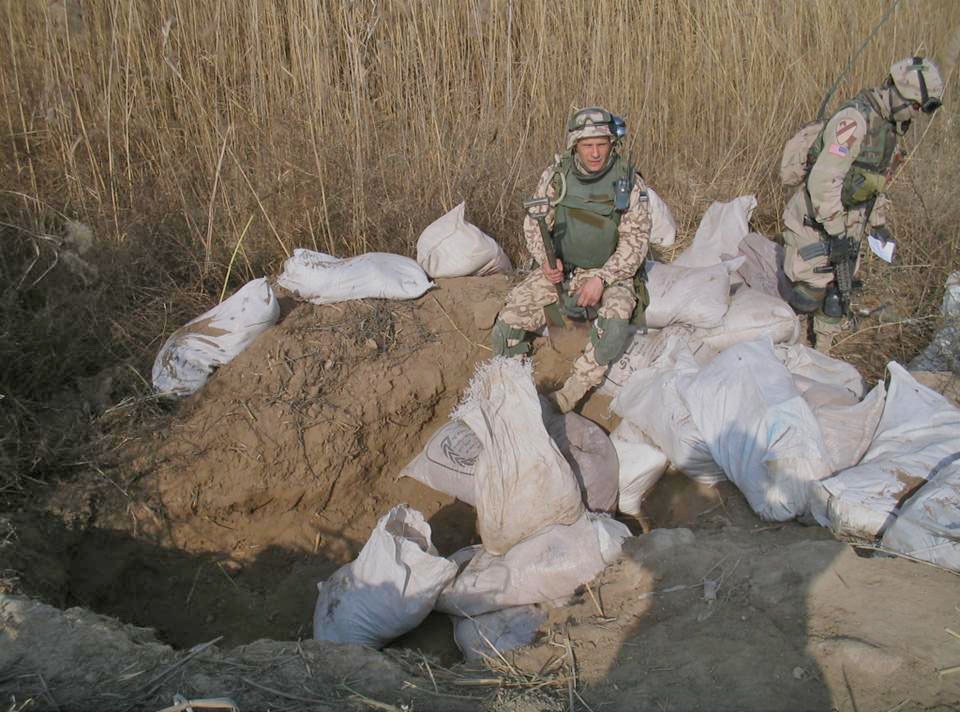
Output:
[{"xmin": 5, "ymin": 274, "xmax": 754, "ymax": 655}]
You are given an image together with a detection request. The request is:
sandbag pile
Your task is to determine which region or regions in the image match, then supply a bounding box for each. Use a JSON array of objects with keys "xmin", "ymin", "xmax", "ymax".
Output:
[{"xmin": 314, "ymin": 358, "xmax": 632, "ymax": 657}]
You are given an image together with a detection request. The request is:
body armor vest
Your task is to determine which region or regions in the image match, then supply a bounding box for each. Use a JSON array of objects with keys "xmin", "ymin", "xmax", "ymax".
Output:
[
  {"xmin": 552, "ymin": 153, "xmax": 633, "ymax": 269},
  {"xmin": 810, "ymin": 92, "xmax": 898, "ymax": 208}
]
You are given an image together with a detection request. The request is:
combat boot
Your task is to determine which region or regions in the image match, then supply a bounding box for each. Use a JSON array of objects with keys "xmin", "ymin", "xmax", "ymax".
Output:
[
  {"xmin": 550, "ymin": 374, "xmax": 593, "ymax": 414},
  {"xmin": 813, "ymin": 312, "xmax": 843, "ymax": 354}
]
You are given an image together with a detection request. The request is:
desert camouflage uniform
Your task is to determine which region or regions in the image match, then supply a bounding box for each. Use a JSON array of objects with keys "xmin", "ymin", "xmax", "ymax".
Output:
[
  {"xmin": 497, "ymin": 159, "xmax": 651, "ymax": 409},
  {"xmin": 782, "ymin": 90, "xmax": 891, "ymax": 291},
  {"xmin": 782, "ymin": 57, "xmax": 944, "ymax": 352}
]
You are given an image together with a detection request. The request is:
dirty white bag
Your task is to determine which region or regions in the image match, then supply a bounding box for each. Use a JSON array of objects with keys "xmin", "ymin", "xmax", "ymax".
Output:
[
  {"xmin": 590, "ymin": 512, "xmax": 633, "ymax": 563},
  {"xmin": 680, "ymin": 338, "xmax": 833, "ymax": 521},
  {"xmin": 278, "ymin": 249, "xmax": 434, "ymax": 303},
  {"xmin": 401, "ymin": 408, "xmax": 617, "ymax": 512},
  {"xmin": 152, "ymin": 278, "xmax": 280, "ymax": 396},
  {"xmin": 598, "ymin": 325, "xmax": 695, "ymax": 397},
  {"xmin": 416, "ymin": 202, "xmax": 512, "ymax": 278},
  {"xmin": 646, "ymin": 186, "xmax": 678, "ymax": 248},
  {"xmin": 813, "ymin": 383, "xmax": 887, "ymax": 474},
  {"xmin": 731, "ymin": 232, "xmax": 786, "ymax": 298},
  {"xmin": 674, "ymin": 195, "xmax": 757, "ymax": 268},
  {"xmin": 610, "ymin": 420, "xmax": 670, "ymax": 515},
  {"xmin": 437, "ymin": 514, "xmax": 605, "ymax": 616},
  {"xmin": 882, "ymin": 460, "xmax": 960, "ymax": 572},
  {"xmin": 454, "ymin": 358, "xmax": 583, "ymax": 555},
  {"xmin": 687, "ymin": 288, "xmax": 800, "ymax": 363},
  {"xmin": 541, "ymin": 402, "xmax": 619, "ymax": 512},
  {"xmin": 645, "ymin": 261, "xmax": 732, "ymax": 329},
  {"xmin": 816, "ymin": 363, "xmax": 960, "ymax": 538},
  {"xmin": 399, "ymin": 420, "xmax": 479, "ymax": 506},
  {"xmin": 312, "ymin": 505, "xmax": 457, "ymax": 648},
  {"xmin": 774, "ymin": 344, "xmax": 865, "ymax": 401},
  {"xmin": 453, "ymin": 605, "xmax": 548, "ymax": 661},
  {"xmin": 611, "ymin": 350, "xmax": 725, "ymax": 485}
]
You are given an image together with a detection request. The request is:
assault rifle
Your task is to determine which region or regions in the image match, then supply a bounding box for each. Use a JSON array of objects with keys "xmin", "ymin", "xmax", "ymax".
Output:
[{"xmin": 812, "ymin": 195, "xmax": 876, "ymax": 319}]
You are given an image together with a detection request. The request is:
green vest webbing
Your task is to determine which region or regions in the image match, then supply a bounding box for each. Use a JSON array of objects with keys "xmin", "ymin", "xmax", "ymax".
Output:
[{"xmin": 552, "ymin": 153, "xmax": 633, "ymax": 270}]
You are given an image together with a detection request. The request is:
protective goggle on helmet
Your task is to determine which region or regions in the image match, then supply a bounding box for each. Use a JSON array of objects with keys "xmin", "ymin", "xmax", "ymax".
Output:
[
  {"xmin": 890, "ymin": 56, "xmax": 944, "ymax": 114},
  {"xmin": 565, "ymin": 107, "xmax": 627, "ymax": 149}
]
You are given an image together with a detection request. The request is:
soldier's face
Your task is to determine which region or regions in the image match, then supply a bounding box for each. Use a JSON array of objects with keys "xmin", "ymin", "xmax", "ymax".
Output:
[{"xmin": 575, "ymin": 137, "xmax": 612, "ymax": 172}]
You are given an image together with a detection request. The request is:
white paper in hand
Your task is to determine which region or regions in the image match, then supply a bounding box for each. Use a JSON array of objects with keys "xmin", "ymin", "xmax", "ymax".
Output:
[{"xmin": 867, "ymin": 235, "xmax": 895, "ymax": 263}]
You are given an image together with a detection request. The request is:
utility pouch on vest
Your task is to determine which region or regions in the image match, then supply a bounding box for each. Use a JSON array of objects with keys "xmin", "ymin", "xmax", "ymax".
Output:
[{"xmin": 842, "ymin": 169, "xmax": 886, "ymax": 208}]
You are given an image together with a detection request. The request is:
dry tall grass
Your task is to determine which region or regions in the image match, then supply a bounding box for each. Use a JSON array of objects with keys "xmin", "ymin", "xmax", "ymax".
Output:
[{"xmin": 1, "ymin": 0, "xmax": 959, "ymax": 486}]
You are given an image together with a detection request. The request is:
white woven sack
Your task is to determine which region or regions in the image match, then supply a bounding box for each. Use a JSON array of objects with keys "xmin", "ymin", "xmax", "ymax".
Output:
[
  {"xmin": 645, "ymin": 261, "xmax": 732, "ymax": 330},
  {"xmin": 416, "ymin": 202, "xmax": 512, "ymax": 278},
  {"xmin": 610, "ymin": 419, "xmax": 670, "ymax": 515},
  {"xmin": 454, "ymin": 358, "xmax": 583, "ymax": 556},
  {"xmin": 688, "ymin": 288, "xmax": 800, "ymax": 364},
  {"xmin": 611, "ymin": 349, "xmax": 725, "ymax": 486},
  {"xmin": 278, "ymin": 249, "xmax": 433, "ymax": 303},
  {"xmin": 815, "ymin": 363, "xmax": 960, "ymax": 538},
  {"xmin": 674, "ymin": 195, "xmax": 757, "ymax": 268},
  {"xmin": 437, "ymin": 514, "xmax": 606, "ymax": 617},
  {"xmin": 152, "ymin": 277, "xmax": 279, "ymax": 396},
  {"xmin": 646, "ymin": 186, "xmax": 678, "ymax": 248},
  {"xmin": 312, "ymin": 505, "xmax": 457, "ymax": 648},
  {"xmin": 680, "ymin": 338, "xmax": 833, "ymax": 521}
]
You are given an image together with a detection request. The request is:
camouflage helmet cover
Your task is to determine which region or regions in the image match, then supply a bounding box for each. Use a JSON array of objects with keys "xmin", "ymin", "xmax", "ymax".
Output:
[
  {"xmin": 565, "ymin": 106, "xmax": 620, "ymax": 150},
  {"xmin": 889, "ymin": 56, "xmax": 944, "ymax": 111}
]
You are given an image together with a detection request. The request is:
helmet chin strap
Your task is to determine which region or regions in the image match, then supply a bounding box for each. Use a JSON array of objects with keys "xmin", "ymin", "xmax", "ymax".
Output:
[{"xmin": 885, "ymin": 85, "xmax": 914, "ymax": 134}]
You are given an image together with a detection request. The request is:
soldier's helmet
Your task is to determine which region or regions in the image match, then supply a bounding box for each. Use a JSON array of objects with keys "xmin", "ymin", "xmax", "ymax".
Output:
[
  {"xmin": 890, "ymin": 56, "xmax": 944, "ymax": 114},
  {"xmin": 565, "ymin": 106, "xmax": 626, "ymax": 150}
]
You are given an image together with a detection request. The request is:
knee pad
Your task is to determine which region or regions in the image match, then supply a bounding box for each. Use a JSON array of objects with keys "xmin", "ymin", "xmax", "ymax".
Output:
[
  {"xmin": 490, "ymin": 320, "xmax": 530, "ymax": 357},
  {"xmin": 785, "ymin": 282, "xmax": 826, "ymax": 314},
  {"xmin": 590, "ymin": 316, "xmax": 632, "ymax": 366}
]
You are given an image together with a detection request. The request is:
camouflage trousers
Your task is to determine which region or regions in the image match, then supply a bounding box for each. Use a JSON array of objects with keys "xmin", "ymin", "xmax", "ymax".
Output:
[
  {"xmin": 498, "ymin": 268, "xmax": 636, "ymax": 389},
  {"xmin": 782, "ymin": 189, "xmax": 871, "ymax": 289}
]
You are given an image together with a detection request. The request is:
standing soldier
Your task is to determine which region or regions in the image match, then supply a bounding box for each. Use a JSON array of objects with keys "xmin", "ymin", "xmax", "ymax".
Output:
[
  {"xmin": 490, "ymin": 106, "xmax": 652, "ymax": 413},
  {"xmin": 781, "ymin": 56, "xmax": 944, "ymax": 352}
]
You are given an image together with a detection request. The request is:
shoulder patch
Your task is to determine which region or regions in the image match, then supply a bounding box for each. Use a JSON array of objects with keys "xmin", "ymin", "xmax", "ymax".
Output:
[{"xmin": 835, "ymin": 118, "xmax": 858, "ymax": 147}]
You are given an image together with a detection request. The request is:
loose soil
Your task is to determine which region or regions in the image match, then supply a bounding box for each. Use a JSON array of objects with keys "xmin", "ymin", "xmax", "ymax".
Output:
[{"xmin": 1, "ymin": 275, "xmax": 958, "ymax": 711}]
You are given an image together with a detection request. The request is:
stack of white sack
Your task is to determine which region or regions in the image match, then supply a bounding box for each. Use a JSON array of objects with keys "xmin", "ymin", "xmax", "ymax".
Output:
[
  {"xmin": 438, "ymin": 358, "xmax": 632, "ymax": 619},
  {"xmin": 610, "ymin": 337, "xmax": 884, "ymax": 521},
  {"xmin": 399, "ymin": 403, "xmax": 620, "ymax": 513},
  {"xmin": 815, "ymin": 363, "xmax": 960, "ymax": 571},
  {"xmin": 152, "ymin": 278, "xmax": 280, "ymax": 396},
  {"xmin": 600, "ymin": 196, "xmax": 792, "ymax": 397},
  {"xmin": 277, "ymin": 248, "xmax": 434, "ymax": 303},
  {"xmin": 312, "ymin": 505, "xmax": 458, "ymax": 648},
  {"xmin": 416, "ymin": 202, "xmax": 512, "ymax": 278}
]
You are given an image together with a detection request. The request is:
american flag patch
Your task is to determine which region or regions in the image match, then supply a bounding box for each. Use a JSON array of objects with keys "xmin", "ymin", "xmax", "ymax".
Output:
[{"xmin": 828, "ymin": 143, "xmax": 849, "ymax": 157}]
